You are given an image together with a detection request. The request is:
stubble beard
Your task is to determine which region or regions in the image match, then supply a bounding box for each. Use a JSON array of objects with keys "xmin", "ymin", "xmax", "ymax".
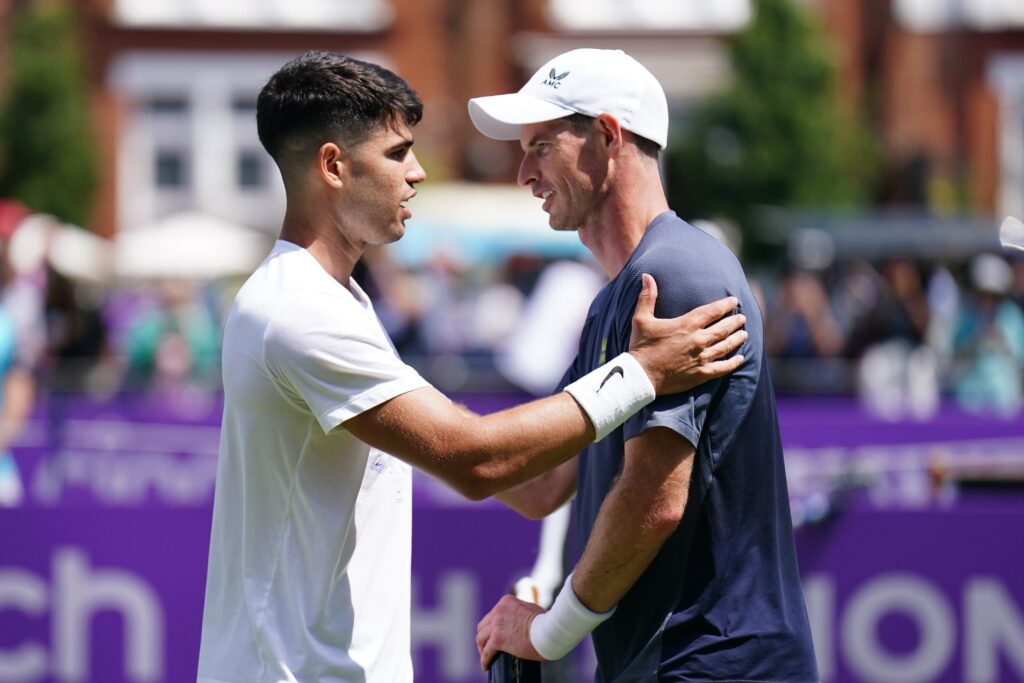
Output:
[{"xmin": 545, "ymin": 201, "xmax": 581, "ymax": 232}]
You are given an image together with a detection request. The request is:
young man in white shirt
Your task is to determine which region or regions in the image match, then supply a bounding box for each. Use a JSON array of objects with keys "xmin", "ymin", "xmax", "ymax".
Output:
[{"xmin": 197, "ymin": 51, "xmax": 747, "ymax": 683}]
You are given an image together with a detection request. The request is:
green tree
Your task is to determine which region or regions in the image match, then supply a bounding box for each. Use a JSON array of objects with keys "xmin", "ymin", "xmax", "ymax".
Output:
[
  {"xmin": 0, "ymin": 1, "xmax": 97, "ymax": 226},
  {"xmin": 669, "ymin": 0, "xmax": 877, "ymax": 252}
]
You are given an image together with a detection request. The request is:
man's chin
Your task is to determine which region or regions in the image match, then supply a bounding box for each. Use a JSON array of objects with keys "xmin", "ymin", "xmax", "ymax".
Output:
[
  {"xmin": 376, "ymin": 223, "xmax": 405, "ymax": 245},
  {"xmin": 547, "ymin": 216, "xmax": 579, "ymax": 232}
]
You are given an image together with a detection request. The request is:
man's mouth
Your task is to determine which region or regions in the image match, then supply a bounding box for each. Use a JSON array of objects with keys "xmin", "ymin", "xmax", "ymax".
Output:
[
  {"xmin": 537, "ymin": 190, "xmax": 554, "ymax": 211},
  {"xmin": 400, "ymin": 193, "xmax": 415, "ymax": 219}
]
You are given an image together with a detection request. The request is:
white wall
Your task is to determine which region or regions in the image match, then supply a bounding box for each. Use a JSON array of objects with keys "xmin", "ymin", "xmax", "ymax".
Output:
[{"xmin": 990, "ymin": 55, "xmax": 1024, "ymax": 221}]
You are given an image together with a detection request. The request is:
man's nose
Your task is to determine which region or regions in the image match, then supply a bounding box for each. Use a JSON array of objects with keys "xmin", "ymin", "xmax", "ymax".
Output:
[
  {"xmin": 517, "ymin": 155, "xmax": 536, "ymax": 188},
  {"xmin": 407, "ymin": 152, "xmax": 427, "ymax": 183}
]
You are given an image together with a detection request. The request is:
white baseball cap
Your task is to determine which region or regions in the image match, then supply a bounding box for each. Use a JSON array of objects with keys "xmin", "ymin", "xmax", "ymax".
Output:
[{"xmin": 468, "ymin": 48, "xmax": 669, "ymax": 150}]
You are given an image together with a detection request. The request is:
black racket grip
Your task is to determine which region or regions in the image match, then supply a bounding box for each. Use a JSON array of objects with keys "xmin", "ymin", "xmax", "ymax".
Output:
[{"xmin": 488, "ymin": 652, "xmax": 541, "ymax": 682}]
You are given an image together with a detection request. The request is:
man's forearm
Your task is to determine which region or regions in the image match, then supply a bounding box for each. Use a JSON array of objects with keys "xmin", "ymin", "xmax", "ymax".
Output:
[
  {"xmin": 496, "ymin": 457, "xmax": 578, "ymax": 519},
  {"xmin": 571, "ymin": 430, "xmax": 694, "ymax": 612},
  {"xmin": 347, "ymin": 387, "xmax": 593, "ymax": 500},
  {"xmin": 571, "ymin": 476, "xmax": 684, "ymax": 612}
]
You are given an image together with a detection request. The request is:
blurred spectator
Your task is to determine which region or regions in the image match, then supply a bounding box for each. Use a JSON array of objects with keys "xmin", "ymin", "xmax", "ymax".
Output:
[
  {"xmin": 44, "ymin": 265, "xmax": 107, "ymax": 390},
  {"xmin": 121, "ymin": 279, "xmax": 220, "ymax": 391},
  {"xmin": 470, "ymin": 278, "xmax": 524, "ymax": 351},
  {"xmin": 417, "ymin": 251, "xmax": 473, "ymax": 356},
  {"xmin": 355, "ymin": 246, "xmax": 428, "ymax": 356},
  {"xmin": 767, "ymin": 269, "xmax": 843, "ymax": 359},
  {"xmin": 0, "ymin": 225, "xmax": 39, "ymax": 507},
  {"xmin": 924, "ymin": 262, "xmax": 961, "ymax": 358},
  {"xmin": 497, "ymin": 258, "xmax": 604, "ymax": 396},
  {"xmin": 844, "ymin": 259, "xmax": 930, "ymax": 356},
  {"xmin": 951, "ymin": 254, "xmax": 1024, "ymax": 417},
  {"xmin": 831, "ymin": 259, "xmax": 880, "ymax": 336},
  {"xmin": 0, "ymin": 300, "xmax": 29, "ymax": 507},
  {"xmin": 1010, "ymin": 256, "xmax": 1024, "ymax": 311},
  {"xmin": 844, "ymin": 259, "xmax": 938, "ymax": 420},
  {"xmin": 4, "ymin": 214, "xmax": 117, "ymax": 392}
]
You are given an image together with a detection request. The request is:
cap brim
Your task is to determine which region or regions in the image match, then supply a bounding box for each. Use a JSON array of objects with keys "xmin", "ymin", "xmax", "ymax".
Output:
[{"xmin": 468, "ymin": 93, "xmax": 576, "ymax": 141}]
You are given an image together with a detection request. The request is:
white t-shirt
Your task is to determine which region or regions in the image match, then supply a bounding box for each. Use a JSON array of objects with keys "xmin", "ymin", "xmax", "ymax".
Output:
[{"xmin": 198, "ymin": 240, "xmax": 430, "ymax": 683}]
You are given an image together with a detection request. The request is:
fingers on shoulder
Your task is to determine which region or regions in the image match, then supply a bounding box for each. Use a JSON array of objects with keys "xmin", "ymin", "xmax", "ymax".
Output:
[{"xmin": 687, "ymin": 296, "xmax": 740, "ymax": 327}]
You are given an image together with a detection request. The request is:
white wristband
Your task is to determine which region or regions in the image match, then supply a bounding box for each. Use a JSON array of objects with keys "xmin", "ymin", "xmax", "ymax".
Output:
[
  {"xmin": 564, "ymin": 352, "xmax": 656, "ymax": 441},
  {"xmin": 528, "ymin": 573, "xmax": 615, "ymax": 661}
]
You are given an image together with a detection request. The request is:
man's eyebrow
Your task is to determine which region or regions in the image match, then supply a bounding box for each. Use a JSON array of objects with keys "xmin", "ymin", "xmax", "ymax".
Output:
[
  {"xmin": 388, "ymin": 137, "xmax": 415, "ymax": 152},
  {"xmin": 523, "ymin": 134, "xmax": 543, "ymax": 150}
]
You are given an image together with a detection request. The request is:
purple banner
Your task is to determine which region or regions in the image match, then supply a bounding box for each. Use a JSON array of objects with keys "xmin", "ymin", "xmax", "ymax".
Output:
[
  {"xmin": 1, "ymin": 392, "xmax": 1023, "ymax": 682},
  {"xmin": 0, "ymin": 509, "xmax": 210, "ymax": 683}
]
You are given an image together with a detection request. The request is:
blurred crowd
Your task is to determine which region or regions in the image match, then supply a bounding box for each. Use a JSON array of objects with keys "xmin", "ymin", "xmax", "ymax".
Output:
[
  {"xmin": 0, "ymin": 206, "xmax": 1019, "ymax": 463},
  {"xmin": 0, "ymin": 204, "xmax": 1021, "ymax": 504},
  {"xmin": 760, "ymin": 253, "xmax": 1024, "ymax": 419}
]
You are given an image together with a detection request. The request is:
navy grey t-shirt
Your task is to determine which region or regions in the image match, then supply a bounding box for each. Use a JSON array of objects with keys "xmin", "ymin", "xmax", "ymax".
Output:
[{"xmin": 560, "ymin": 212, "xmax": 817, "ymax": 682}]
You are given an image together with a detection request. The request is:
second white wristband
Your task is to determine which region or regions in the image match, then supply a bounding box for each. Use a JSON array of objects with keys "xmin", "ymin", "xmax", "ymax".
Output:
[
  {"xmin": 528, "ymin": 573, "xmax": 616, "ymax": 661},
  {"xmin": 564, "ymin": 352, "xmax": 656, "ymax": 441}
]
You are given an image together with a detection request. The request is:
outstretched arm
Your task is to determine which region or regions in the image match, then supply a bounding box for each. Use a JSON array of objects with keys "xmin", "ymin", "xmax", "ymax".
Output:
[
  {"xmin": 345, "ymin": 384, "xmax": 591, "ymax": 500},
  {"xmin": 345, "ymin": 276, "xmax": 742, "ymax": 500}
]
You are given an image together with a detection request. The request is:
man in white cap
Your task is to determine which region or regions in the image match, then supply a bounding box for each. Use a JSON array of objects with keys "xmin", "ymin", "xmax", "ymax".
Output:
[{"xmin": 470, "ymin": 49, "xmax": 818, "ymax": 681}]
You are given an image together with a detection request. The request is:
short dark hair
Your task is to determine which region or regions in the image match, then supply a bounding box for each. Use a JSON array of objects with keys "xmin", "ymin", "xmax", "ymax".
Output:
[
  {"xmin": 564, "ymin": 113, "xmax": 661, "ymax": 161},
  {"xmin": 256, "ymin": 51, "xmax": 423, "ymax": 163}
]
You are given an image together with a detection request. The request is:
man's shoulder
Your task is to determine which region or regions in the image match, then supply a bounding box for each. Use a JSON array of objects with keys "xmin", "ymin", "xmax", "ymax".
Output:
[
  {"xmin": 235, "ymin": 258, "xmax": 357, "ymax": 326},
  {"xmin": 634, "ymin": 217, "xmax": 740, "ymax": 273},
  {"xmin": 226, "ymin": 265, "xmax": 366, "ymax": 374},
  {"xmin": 586, "ymin": 215, "xmax": 745, "ymax": 326}
]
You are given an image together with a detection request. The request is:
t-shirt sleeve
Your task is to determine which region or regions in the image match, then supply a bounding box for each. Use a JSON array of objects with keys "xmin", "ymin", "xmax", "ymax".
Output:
[
  {"xmin": 619, "ymin": 270, "xmax": 728, "ymax": 450},
  {"xmin": 263, "ymin": 293, "xmax": 430, "ymax": 434}
]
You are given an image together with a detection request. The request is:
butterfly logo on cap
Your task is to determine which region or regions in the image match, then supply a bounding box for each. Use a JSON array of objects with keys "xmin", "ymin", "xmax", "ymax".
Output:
[{"xmin": 542, "ymin": 68, "xmax": 570, "ymax": 89}]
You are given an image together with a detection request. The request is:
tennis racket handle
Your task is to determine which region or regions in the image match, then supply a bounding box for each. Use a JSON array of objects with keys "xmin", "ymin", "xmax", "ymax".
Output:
[{"xmin": 488, "ymin": 652, "xmax": 541, "ymax": 683}]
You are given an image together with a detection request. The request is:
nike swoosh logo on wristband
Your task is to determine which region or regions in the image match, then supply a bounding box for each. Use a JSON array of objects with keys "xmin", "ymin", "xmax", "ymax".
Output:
[{"xmin": 597, "ymin": 366, "xmax": 624, "ymax": 391}]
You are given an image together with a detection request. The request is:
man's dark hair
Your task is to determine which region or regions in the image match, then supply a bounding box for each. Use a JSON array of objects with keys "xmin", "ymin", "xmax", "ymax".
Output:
[
  {"xmin": 564, "ymin": 113, "xmax": 660, "ymax": 161},
  {"xmin": 257, "ymin": 51, "xmax": 423, "ymax": 164}
]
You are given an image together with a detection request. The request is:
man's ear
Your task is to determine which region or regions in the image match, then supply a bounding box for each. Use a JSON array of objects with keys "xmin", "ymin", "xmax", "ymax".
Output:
[
  {"xmin": 318, "ymin": 142, "xmax": 345, "ymax": 188},
  {"xmin": 594, "ymin": 114, "xmax": 624, "ymax": 157}
]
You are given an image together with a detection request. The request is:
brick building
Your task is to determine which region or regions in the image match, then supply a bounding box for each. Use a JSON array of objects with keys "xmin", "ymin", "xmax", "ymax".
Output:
[
  {"xmin": 71, "ymin": 0, "xmax": 747, "ymax": 235},
  {"xmin": 2, "ymin": 0, "xmax": 1023, "ymax": 235},
  {"xmin": 816, "ymin": 0, "xmax": 1024, "ymax": 218}
]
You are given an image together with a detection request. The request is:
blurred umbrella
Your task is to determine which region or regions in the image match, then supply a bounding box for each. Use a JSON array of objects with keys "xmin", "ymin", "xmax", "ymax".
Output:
[
  {"xmin": 114, "ymin": 211, "xmax": 269, "ymax": 280},
  {"xmin": 9, "ymin": 214, "xmax": 113, "ymax": 282}
]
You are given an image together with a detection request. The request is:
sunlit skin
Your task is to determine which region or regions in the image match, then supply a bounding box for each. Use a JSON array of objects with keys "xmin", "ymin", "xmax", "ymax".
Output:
[
  {"xmin": 279, "ymin": 120, "xmax": 425, "ymax": 285},
  {"xmin": 517, "ymin": 115, "xmax": 669, "ymax": 279},
  {"xmin": 517, "ymin": 118, "xmax": 608, "ymax": 232}
]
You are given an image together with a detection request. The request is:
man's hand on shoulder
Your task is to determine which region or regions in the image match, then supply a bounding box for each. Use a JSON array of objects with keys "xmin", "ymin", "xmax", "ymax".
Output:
[{"xmin": 629, "ymin": 273, "xmax": 747, "ymax": 394}]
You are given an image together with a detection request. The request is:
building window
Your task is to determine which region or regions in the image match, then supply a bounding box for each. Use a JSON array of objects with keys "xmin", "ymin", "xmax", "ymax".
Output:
[
  {"xmin": 232, "ymin": 97, "xmax": 258, "ymax": 115},
  {"xmin": 238, "ymin": 150, "xmax": 265, "ymax": 189},
  {"xmin": 148, "ymin": 96, "xmax": 188, "ymax": 115},
  {"xmin": 155, "ymin": 150, "xmax": 187, "ymax": 187},
  {"xmin": 113, "ymin": 0, "xmax": 394, "ymax": 31},
  {"xmin": 545, "ymin": 0, "xmax": 750, "ymax": 31}
]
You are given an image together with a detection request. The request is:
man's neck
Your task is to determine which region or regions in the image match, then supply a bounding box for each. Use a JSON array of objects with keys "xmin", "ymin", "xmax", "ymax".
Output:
[
  {"xmin": 578, "ymin": 178, "xmax": 669, "ymax": 279},
  {"xmin": 279, "ymin": 207, "xmax": 364, "ymax": 286}
]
